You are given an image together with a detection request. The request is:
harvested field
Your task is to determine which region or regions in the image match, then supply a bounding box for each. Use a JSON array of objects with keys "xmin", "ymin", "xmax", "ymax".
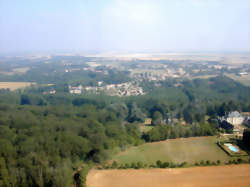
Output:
[
  {"xmin": 0, "ymin": 82, "xmax": 36, "ymax": 91},
  {"xmin": 87, "ymin": 164, "xmax": 250, "ymax": 187}
]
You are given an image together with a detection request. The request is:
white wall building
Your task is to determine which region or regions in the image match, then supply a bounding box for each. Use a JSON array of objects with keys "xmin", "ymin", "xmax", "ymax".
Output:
[{"xmin": 226, "ymin": 111, "xmax": 244, "ymax": 126}]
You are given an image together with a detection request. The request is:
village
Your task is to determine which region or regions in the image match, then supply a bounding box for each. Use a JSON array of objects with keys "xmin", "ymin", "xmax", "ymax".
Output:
[{"xmin": 68, "ymin": 81, "xmax": 145, "ymax": 97}]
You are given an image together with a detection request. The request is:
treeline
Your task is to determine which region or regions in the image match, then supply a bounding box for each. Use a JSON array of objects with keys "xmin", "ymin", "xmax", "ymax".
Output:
[
  {"xmin": 142, "ymin": 123, "xmax": 217, "ymax": 142},
  {"xmin": 99, "ymin": 157, "xmax": 250, "ymax": 170},
  {"xmin": 0, "ymin": 90, "xmax": 249, "ymax": 130}
]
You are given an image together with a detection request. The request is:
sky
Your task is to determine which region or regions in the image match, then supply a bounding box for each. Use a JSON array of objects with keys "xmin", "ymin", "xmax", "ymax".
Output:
[{"xmin": 0, "ymin": 0, "xmax": 250, "ymax": 54}]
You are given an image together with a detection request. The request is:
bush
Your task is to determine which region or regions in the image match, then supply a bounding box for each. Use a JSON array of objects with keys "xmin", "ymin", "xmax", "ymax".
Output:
[
  {"xmin": 124, "ymin": 163, "xmax": 130, "ymax": 169},
  {"xmin": 156, "ymin": 160, "xmax": 162, "ymax": 168},
  {"xmin": 111, "ymin": 161, "xmax": 118, "ymax": 168},
  {"xmin": 194, "ymin": 162, "xmax": 199, "ymax": 166},
  {"xmin": 170, "ymin": 163, "xmax": 176, "ymax": 168},
  {"xmin": 206, "ymin": 160, "xmax": 210, "ymax": 165},
  {"xmin": 237, "ymin": 158, "xmax": 242, "ymax": 164},
  {"xmin": 131, "ymin": 162, "xmax": 136, "ymax": 169},
  {"xmin": 162, "ymin": 162, "xmax": 170, "ymax": 168},
  {"xmin": 179, "ymin": 162, "xmax": 187, "ymax": 167},
  {"xmin": 136, "ymin": 161, "xmax": 143, "ymax": 169}
]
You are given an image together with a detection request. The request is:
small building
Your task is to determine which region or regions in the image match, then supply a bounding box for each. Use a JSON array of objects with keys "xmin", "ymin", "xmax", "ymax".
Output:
[{"xmin": 69, "ymin": 85, "xmax": 83, "ymax": 94}]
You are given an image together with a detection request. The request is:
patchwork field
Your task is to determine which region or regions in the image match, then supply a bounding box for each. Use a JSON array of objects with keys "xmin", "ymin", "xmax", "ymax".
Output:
[
  {"xmin": 87, "ymin": 164, "xmax": 250, "ymax": 187},
  {"xmin": 113, "ymin": 137, "xmax": 231, "ymax": 165},
  {"xmin": 0, "ymin": 82, "xmax": 36, "ymax": 91}
]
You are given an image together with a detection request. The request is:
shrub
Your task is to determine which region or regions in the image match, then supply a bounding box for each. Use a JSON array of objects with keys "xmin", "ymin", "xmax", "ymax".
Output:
[
  {"xmin": 206, "ymin": 160, "xmax": 210, "ymax": 165},
  {"xmin": 162, "ymin": 162, "xmax": 170, "ymax": 168},
  {"xmin": 111, "ymin": 161, "xmax": 118, "ymax": 168},
  {"xmin": 179, "ymin": 162, "xmax": 187, "ymax": 167},
  {"xmin": 156, "ymin": 160, "xmax": 162, "ymax": 168},
  {"xmin": 125, "ymin": 163, "xmax": 130, "ymax": 169},
  {"xmin": 237, "ymin": 158, "xmax": 242, "ymax": 164},
  {"xmin": 194, "ymin": 162, "xmax": 199, "ymax": 166},
  {"xmin": 136, "ymin": 161, "xmax": 143, "ymax": 169},
  {"xmin": 131, "ymin": 162, "xmax": 136, "ymax": 169}
]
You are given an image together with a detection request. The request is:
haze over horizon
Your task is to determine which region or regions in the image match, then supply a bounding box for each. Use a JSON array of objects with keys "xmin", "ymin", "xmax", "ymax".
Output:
[{"xmin": 0, "ymin": 0, "xmax": 250, "ymax": 55}]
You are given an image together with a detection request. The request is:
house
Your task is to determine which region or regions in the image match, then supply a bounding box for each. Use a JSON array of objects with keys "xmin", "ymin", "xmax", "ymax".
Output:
[
  {"xmin": 69, "ymin": 85, "xmax": 83, "ymax": 94},
  {"xmin": 225, "ymin": 111, "xmax": 244, "ymax": 126},
  {"xmin": 43, "ymin": 90, "xmax": 56, "ymax": 95},
  {"xmin": 219, "ymin": 111, "xmax": 245, "ymax": 133}
]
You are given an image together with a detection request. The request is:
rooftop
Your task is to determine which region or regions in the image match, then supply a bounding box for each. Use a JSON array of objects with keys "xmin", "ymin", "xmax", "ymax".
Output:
[{"xmin": 227, "ymin": 111, "xmax": 241, "ymax": 118}]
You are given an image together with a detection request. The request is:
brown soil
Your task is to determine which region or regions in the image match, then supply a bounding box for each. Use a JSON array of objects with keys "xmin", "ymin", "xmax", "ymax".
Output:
[{"xmin": 87, "ymin": 164, "xmax": 250, "ymax": 187}]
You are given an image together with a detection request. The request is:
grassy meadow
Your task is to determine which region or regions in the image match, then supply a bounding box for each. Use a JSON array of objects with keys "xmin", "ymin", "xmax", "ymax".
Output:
[{"xmin": 113, "ymin": 137, "xmax": 232, "ymax": 165}]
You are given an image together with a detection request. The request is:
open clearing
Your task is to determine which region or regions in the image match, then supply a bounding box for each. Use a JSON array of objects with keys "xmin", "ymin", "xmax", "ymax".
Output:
[
  {"xmin": 0, "ymin": 82, "xmax": 36, "ymax": 91},
  {"xmin": 113, "ymin": 137, "xmax": 231, "ymax": 165},
  {"xmin": 87, "ymin": 164, "xmax": 250, "ymax": 187}
]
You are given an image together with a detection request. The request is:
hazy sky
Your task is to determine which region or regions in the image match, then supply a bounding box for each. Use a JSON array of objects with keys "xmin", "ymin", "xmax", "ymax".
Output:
[{"xmin": 0, "ymin": 0, "xmax": 250, "ymax": 54}]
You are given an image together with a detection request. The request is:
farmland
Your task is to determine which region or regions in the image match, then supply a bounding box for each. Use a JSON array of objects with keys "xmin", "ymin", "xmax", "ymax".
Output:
[
  {"xmin": 0, "ymin": 82, "xmax": 36, "ymax": 91},
  {"xmin": 225, "ymin": 73, "xmax": 250, "ymax": 86},
  {"xmin": 87, "ymin": 164, "xmax": 250, "ymax": 187},
  {"xmin": 113, "ymin": 137, "xmax": 231, "ymax": 165}
]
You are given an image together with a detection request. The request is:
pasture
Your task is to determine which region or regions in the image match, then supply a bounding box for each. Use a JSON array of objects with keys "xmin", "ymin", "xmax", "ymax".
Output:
[
  {"xmin": 87, "ymin": 164, "xmax": 250, "ymax": 187},
  {"xmin": 113, "ymin": 137, "xmax": 231, "ymax": 165},
  {"xmin": 0, "ymin": 82, "xmax": 36, "ymax": 91}
]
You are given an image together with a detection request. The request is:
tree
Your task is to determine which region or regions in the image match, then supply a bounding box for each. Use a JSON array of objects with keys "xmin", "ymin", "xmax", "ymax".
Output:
[
  {"xmin": 183, "ymin": 106, "xmax": 194, "ymax": 123},
  {"xmin": 0, "ymin": 157, "xmax": 10, "ymax": 186},
  {"xmin": 243, "ymin": 129, "xmax": 250, "ymax": 147},
  {"xmin": 111, "ymin": 161, "xmax": 118, "ymax": 168},
  {"xmin": 20, "ymin": 94, "xmax": 31, "ymax": 105},
  {"xmin": 156, "ymin": 160, "xmax": 162, "ymax": 168},
  {"xmin": 151, "ymin": 111, "xmax": 163, "ymax": 126},
  {"xmin": 128, "ymin": 102, "xmax": 145, "ymax": 123}
]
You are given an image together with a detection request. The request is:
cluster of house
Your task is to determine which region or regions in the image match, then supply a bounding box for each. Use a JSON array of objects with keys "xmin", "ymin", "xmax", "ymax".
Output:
[
  {"xmin": 68, "ymin": 82, "xmax": 145, "ymax": 97},
  {"xmin": 219, "ymin": 111, "xmax": 249, "ymax": 133},
  {"xmin": 69, "ymin": 85, "xmax": 83, "ymax": 94},
  {"xmin": 42, "ymin": 90, "xmax": 56, "ymax": 95}
]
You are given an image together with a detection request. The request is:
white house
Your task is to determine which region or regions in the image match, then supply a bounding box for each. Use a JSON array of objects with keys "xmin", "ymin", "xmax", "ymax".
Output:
[
  {"xmin": 69, "ymin": 85, "xmax": 83, "ymax": 94},
  {"xmin": 226, "ymin": 111, "xmax": 244, "ymax": 126}
]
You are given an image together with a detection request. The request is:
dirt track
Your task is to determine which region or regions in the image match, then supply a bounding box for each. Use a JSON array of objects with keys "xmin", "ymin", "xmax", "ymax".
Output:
[{"xmin": 87, "ymin": 164, "xmax": 250, "ymax": 187}]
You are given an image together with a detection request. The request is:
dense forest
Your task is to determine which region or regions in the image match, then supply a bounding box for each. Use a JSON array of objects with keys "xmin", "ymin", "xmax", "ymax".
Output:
[{"xmin": 0, "ymin": 75, "xmax": 250, "ymax": 186}]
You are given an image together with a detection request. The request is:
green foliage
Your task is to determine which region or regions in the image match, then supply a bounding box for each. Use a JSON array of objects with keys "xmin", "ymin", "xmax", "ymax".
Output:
[
  {"xmin": 0, "ymin": 103, "xmax": 142, "ymax": 186},
  {"xmin": 128, "ymin": 102, "xmax": 146, "ymax": 123},
  {"xmin": 143, "ymin": 123, "xmax": 216, "ymax": 142},
  {"xmin": 0, "ymin": 74, "xmax": 249, "ymax": 186},
  {"xmin": 243, "ymin": 128, "xmax": 250, "ymax": 148},
  {"xmin": 151, "ymin": 111, "xmax": 163, "ymax": 126}
]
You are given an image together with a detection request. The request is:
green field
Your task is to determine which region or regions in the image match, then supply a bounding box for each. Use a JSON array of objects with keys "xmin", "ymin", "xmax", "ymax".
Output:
[{"xmin": 114, "ymin": 137, "xmax": 232, "ymax": 165}]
